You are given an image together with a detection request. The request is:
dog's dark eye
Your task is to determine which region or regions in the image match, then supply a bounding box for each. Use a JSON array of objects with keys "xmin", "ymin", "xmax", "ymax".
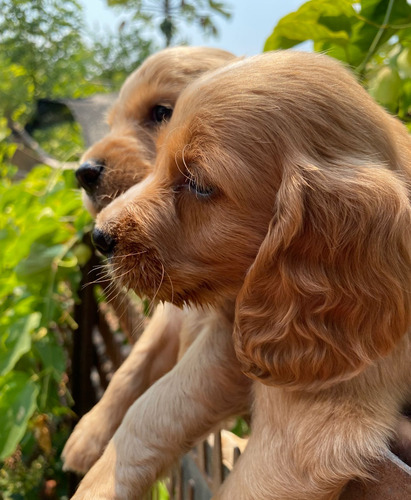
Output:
[
  {"xmin": 151, "ymin": 104, "xmax": 173, "ymax": 123},
  {"xmin": 187, "ymin": 178, "xmax": 214, "ymax": 197}
]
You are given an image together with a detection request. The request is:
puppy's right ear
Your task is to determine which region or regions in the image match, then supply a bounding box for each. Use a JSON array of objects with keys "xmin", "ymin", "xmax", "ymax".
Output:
[{"xmin": 234, "ymin": 157, "xmax": 411, "ymax": 391}]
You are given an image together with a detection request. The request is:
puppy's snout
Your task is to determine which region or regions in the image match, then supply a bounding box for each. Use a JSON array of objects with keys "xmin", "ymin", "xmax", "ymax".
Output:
[
  {"xmin": 92, "ymin": 227, "xmax": 116, "ymax": 256},
  {"xmin": 76, "ymin": 160, "xmax": 105, "ymax": 193}
]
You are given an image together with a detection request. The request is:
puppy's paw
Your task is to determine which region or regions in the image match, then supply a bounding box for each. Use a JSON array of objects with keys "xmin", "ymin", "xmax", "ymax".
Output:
[
  {"xmin": 70, "ymin": 442, "xmax": 120, "ymax": 500},
  {"xmin": 62, "ymin": 406, "xmax": 115, "ymax": 474},
  {"xmin": 70, "ymin": 491, "xmax": 115, "ymax": 500}
]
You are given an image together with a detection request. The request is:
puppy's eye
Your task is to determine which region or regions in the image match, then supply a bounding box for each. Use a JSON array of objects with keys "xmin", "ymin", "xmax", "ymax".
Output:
[
  {"xmin": 187, "ymin": 177, "xmax": 214, "ymax": 197},
  {"xmin": 151, "ymin": 104, "xmax": 173, "ymax": 123}
]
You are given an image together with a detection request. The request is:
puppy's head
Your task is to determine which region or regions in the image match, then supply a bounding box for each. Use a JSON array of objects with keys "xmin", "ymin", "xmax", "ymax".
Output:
[
  {"xmin": 76, "ymin": 46, "xmax": 237, "ymax": 216},
  {"xmin": 94, "ymin": 51, "xmax": 411, "ymax": 390}
]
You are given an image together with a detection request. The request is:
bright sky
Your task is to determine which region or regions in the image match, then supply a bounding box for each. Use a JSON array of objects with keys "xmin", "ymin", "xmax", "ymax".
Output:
[{"xmin": 80, "ymin": 0, "xmax": 307, "ymax": 57}]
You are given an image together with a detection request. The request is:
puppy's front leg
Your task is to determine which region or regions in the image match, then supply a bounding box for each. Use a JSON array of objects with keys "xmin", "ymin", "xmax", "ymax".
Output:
[
  {"xmin": 63, "ymin": 303, "xmax": 183, "ymax": 473},
  {"xmin": 71, "ymin": 311, "xmax": 251, "ymax": 499}
]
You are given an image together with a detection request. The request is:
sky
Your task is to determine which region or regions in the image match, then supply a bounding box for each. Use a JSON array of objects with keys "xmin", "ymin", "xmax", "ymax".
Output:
[{"xmin": 80, "ymin": 0, "xmax": 307, "ymax": 57}]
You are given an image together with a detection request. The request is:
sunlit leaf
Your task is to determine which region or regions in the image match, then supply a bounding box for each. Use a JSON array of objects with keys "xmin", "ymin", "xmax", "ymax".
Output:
[
  {"xmin": 0, "ymin": 313, "xmax": 40, "ymax": 376},
  {"xmin": 0, "ymin": 371, "xmax": 39, "ymax": 460},
  {"xmin": 33, "ymin": 334, "xmax": 66, "ymax": 382},
  {"xmin": 264, "ymin": 0, "xmax": 355, "ymax": 53}
]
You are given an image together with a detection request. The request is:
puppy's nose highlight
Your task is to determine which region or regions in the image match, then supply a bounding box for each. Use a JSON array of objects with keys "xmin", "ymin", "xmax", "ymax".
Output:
[
  {"xmin": 92, "ymin": 228, "xmax": 116, "ymax": 256},
  {"xmin": 76, "ymin": 161, "xmax": 104, "ymax": 193}
]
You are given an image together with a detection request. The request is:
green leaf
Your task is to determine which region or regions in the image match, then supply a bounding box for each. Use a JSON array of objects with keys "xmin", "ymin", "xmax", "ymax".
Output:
[
  {"xmin": 33, "ymin": 334, "xmax": 66, "ymax": 382},
  {"xmin": 14, "ymin": 243, "xmax": 65, "ymax": 279},
  {"xmin": 264, "ymin": 0, "xmax": 355, "ymax": 52},
  {"xmin": 0, "ymin": 313, "xmax": 40, "ymax": 376},
  {"xmin": 0, "ymin": 371, "xmax": 39, "ymax": 459},
  {"xmin": 352, "ymin": 0, "xmax": 411, "ymax": 69},
  {"xmin": 369, "ymin": 66, "xmax": 402, "ymax": 112}
]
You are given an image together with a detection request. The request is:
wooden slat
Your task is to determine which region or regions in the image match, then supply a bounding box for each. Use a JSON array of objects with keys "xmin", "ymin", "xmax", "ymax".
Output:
[{"xmin": 211, "ymin": 431, "xmax": 223, "ymax": 491}]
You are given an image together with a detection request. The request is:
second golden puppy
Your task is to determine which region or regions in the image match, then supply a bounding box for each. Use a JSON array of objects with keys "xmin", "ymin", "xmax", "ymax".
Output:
[{"xmin": 63, "ymin": 46, "xmax": 252, "ymax": 475}]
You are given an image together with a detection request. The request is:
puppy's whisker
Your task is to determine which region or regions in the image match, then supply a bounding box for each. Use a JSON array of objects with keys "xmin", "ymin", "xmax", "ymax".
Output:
[
  {"xmin": 103, "ymin": 281, "xmax": 133, "ymax": 310},
  {"xmin": 82, "ymin": 275, "xmax": 110, "ymax": 289},
  {"xmin": 181, "ymin": 144, "xmax": 194, "ymax": 176},
  {"xmin": 94, "ymin": 270, "xmax": 111, "ymax": 282},
  {"xmin": 175, "ymin": 150, "xmax": 192, "ymax": 181},
  {"xmin": 99, "ymin": 194, "xmax": 116, "ymax": 201},
  {"xmin": 91, "ymin": 262, "xmax": 110, "ymax": 272},
  {"xmin": 92, "ymin": 264, "xmax": 112, "ymax": 276},
  {"xmin": 164, "ymin": 267, "xmax": 175, "ymax": 304},
  {"xmin": 149, "ymin": 263, "xmax": 165, "ymax": 310},
  {"xmin": 131, "ymin": 316, "xmax": 147, "ymax": 339},
  {"xmin": 113, "ymin": 289, "xmax": 140, "ymax": 328},
  {"xmin": 83, "ymin": 263, "xmax": 127, "ymax": 292},
  {"xmin": 112, "ymin": 265, "xmax": 135, "ymax": 282},
  {"xmin": 105, "ymin": 284, "xmax": 128, "ymax": 309},
  {"xmin": 112, "ymin": 250, "xmax": 148, "ymax": 259},
  {"xmin": 102, "ymin": 279, "xmax": 121, "ymax": 298}
]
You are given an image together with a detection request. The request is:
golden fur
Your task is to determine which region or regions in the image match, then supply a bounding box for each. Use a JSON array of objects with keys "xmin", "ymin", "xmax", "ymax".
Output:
[
  {"xmin": 79, "ymin": 46, "xmax": 237, "ymax": 215},
  {"xmin": 62, "ymin": 46, "xmax": 250, "ymax": 474},
  {"xmin": 73, "ymin": 51, "xmax": 411, "ymax": 499}
]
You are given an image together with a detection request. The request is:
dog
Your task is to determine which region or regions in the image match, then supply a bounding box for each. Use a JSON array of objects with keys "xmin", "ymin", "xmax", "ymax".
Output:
[
  {"xmin": 75, "ymin": 46, "xmax": 238, "ymax": 215},
  {"xmin": 62, "ymin": 46, "xmax": 252, "ymax": 475},
  {"xmin": 72, "ymin": 50, "xmax": 411, "ymax": 499}
]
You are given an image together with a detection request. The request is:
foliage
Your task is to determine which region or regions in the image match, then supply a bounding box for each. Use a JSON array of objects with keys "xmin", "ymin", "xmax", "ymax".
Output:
[
  {"xmin": 106, "ymin": 0, "xmax": 231, "ymax": 47},
  {"xmin": 0, "ymin": 1, "xmax": 149, "ymax": 494},
  {"xmin": 0, "ymin": 0, "xmax": 154, "ymax": 127},
  {"xmin": 91, "ymin": 23, "xmax": 153, "ymax": 88},
  {"xmin": 0, "ymin": 155, "xmax": 92, "ymax": 496},
  {"xmin": 264, "ymin": 0, "xmax": 411, "ymax": 124},
  {"xmin": 0, "ymin": 0, "xmax": 100, "ymax": 123},
  {"xmin": 153, "ymin": 481, "xmax": 170, "ymax": 499}
]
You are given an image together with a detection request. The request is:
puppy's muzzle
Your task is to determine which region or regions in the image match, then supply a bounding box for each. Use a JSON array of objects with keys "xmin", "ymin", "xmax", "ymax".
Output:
[
  {"xmin": 92, "ymin": 227, "xmax": 116, "ymax": 256},
  {"xmin": 76, "ymin": 160, "xmax": 105, "ymax": 194}
]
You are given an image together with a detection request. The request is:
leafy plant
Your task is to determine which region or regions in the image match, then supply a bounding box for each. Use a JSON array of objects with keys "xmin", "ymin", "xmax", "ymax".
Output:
[
  {"xmin": 0, "ymin": 0, "xmax": 154, "ymax": 128},
  {"xmin": 0, "ymin": 131, "xmax": 92, "ymax": 495},
  {"xmin": 264, "ymin": 0, "xmax": 411, "ymax": 124}
]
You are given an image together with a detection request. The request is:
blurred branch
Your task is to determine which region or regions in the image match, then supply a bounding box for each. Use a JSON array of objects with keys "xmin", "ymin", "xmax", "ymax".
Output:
[{"xmin": 7, "ymin": 119, "xmax": 77, "ymax": 172}]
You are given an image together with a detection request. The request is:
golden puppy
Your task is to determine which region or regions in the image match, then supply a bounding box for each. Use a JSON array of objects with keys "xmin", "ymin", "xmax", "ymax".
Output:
[
  {"xmin": 62, "ymin": 46, "xmax": 252, "ymax": 475},
  {"xmin": 74, "ymin": 50, "xmax": 411, "ymax": 499},
  {"xmin": 76, "ymin": 46, "xmax": 238, "ymax": 215}
]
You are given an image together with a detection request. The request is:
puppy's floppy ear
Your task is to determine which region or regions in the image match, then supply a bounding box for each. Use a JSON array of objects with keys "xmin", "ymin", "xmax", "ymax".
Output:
[{"xmin": 234, "ymin": 157, "xmax": 411, "ymax": 390}]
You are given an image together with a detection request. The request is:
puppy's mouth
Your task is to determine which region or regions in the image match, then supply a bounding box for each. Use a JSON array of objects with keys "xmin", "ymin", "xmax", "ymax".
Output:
[
  {"xmin": 111, "ymin": 251, "xmax": 169, "ymax": 301},
  {"xmin": 92, "ymin": 226, "xmax": 175, "ymax": 302},
  {"xmin": 90, "ymin": 221, "xmax": 227, "ymax": 308}
]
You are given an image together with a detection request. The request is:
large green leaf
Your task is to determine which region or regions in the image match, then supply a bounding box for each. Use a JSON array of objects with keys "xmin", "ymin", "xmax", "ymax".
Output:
[
  {"xmin": 0, "ymin": 313, "xmax": 40, "ymax": 376},
  {"xmin": 0, "ymin": 371, "xmax": 39, "ymax": 459},
  {"xmin": 264, "ymin": 0, "xmax": 355, "ymax": 52},
  {"xmin": 264, "ymin": 0, "xmax": 411, "ymax": 68}
]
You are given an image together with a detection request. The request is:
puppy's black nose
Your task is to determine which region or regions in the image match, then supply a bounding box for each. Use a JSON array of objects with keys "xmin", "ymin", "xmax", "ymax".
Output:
[
  {"xmin": 92, "ymin": 228, "xmax": 116, "ymax": 256},
  {"xmin": 76, "ymin": 161, "xmax": 104, "ymax": 193}
]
